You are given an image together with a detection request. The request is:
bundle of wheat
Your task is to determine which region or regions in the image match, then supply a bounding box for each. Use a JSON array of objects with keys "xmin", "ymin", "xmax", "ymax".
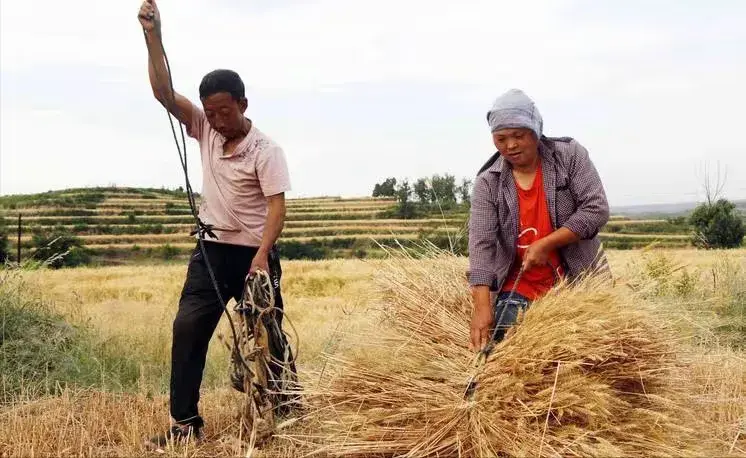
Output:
[{"xmin": 282, "ymin": 245, "xmax": 732, "ymax": 457}]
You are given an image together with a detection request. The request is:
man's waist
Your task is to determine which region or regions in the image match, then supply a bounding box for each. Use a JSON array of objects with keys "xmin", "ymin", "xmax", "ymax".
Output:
[
  {"xmin": 188, "ymin": 218, "xmax": 241, "ymax": 237},
  {"xmin": 192, "ymin": 229, "xmax": 263, "ymax": 246},
  {"xmin": 198, "ymin": 206, "xmax": 266, "ymax": 229}
]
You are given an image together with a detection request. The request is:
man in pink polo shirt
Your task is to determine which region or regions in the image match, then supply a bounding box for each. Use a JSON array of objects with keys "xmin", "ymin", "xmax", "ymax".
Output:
[{"xmin": 138, "ymin": 0, "xmax": 296, "ymax": 448}]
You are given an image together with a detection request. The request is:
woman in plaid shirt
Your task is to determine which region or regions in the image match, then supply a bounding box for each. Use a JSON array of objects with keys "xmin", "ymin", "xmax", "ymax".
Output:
[{"xmin": 468, "ymin": 89, "xmax": 611, "ymax": 352}]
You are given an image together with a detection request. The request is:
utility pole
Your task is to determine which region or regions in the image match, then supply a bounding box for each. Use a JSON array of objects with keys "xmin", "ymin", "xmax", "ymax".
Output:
[{"xmin": 17, "ymin": 214, "xmax": 21, "ymax": 265}]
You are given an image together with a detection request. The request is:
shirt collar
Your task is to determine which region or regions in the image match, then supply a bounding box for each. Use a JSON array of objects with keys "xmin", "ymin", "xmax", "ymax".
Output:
[{"xmin": 218, "ymin": 119, "xmax": 256, "ymax": 159}]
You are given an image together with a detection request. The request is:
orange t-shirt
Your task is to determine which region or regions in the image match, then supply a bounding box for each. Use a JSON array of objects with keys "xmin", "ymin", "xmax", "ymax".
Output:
[{"xmin": 501, "ymin": 163, "xmax": 564, "ymax": 300}]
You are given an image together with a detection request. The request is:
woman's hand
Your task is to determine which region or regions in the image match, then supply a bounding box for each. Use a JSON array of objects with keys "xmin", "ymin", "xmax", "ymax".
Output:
[
  {"xmin": 522, "ymin": 228, "xmax": 580, "ymax": 271},
  {"xmin": 470, "ymin": 286, "xmax": 494, "ymax": 351},
  {"xmin": 522, "ymin": 238, "xmax": 551, "ymax": 271}
]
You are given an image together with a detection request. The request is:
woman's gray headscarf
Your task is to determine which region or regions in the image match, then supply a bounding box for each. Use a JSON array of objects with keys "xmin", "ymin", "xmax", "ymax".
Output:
[{"xmin": 486, "ymin": 89, "xmax": 543, "ymax": 139}]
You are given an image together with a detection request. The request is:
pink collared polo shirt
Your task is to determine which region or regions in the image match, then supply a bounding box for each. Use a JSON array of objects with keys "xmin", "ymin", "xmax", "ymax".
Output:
[{"xmin": 186, "ymin": 104, "xmax": 291, "ymax": 247}]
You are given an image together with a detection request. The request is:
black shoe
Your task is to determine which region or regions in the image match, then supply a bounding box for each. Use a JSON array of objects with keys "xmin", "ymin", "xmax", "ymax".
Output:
[{"xmin": 144, "ymin": 421, "xmax": 204, "ymax": 451}]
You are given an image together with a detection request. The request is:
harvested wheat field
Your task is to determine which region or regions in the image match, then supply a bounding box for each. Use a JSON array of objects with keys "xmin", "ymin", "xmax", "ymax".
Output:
[{"xmin": 1, "ymin": 248, "xmax": 745, "ymax": 457}]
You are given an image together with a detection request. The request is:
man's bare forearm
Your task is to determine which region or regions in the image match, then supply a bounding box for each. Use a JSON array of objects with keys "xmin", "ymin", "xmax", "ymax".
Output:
[
  {"xmin": 258, "ymin": 196, "xmax": 286, "ymax": 255},
  {"xmin": 144, "ymin": 31, "xmax": 172, "ymax": 104}
]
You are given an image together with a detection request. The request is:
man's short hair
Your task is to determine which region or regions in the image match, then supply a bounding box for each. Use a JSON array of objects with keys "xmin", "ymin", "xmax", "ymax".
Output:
[{"xmin": 199, "ymin": 69, "xmax": 245, "ymax": 101}]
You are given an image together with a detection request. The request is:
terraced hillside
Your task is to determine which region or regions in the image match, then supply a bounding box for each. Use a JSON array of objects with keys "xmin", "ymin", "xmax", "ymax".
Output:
[{"xmin": 0, "ymin": 187, "xmax": 694, "ymax": 266}]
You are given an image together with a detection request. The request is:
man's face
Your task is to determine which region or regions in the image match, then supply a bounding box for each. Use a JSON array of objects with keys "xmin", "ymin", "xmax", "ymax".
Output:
[
  {"xmin": 201, "ymin": 92, "xmax": 248, "ymax": 139},
  {"xmin": 492, "ymin": 128, "xmax": 539, "ymax": 168}
]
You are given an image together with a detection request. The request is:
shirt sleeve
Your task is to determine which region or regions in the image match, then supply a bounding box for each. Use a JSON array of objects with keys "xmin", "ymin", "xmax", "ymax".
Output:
[
  {"xmin": 561, "ymin": 141, "xmax": 610, "ymax": 239},
  {"xmin": 256, "ymin": 145, "xmax": 292, "ymax": 197},
  {"xmin": 185, "ymin": 103, "xmax": 208, "ymax": 141},
  {"xmin": 468, "ymin": 174, "xmax": 499, "ymax": 287}
]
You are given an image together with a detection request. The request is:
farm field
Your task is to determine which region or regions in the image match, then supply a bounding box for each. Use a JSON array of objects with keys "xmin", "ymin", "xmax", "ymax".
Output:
[
  {"xmin": 0, "ymin": 247, "xmax": 744, "ymax": 456},
  {"xmin": 0, "ymin": 187, "xmax": 699, "ymax": 267}
]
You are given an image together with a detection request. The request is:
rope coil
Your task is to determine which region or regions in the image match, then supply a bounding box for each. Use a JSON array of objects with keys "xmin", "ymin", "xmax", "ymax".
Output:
[{"xmin": 230, "ymin": 270, "xmax": 300, "ymax": 442}]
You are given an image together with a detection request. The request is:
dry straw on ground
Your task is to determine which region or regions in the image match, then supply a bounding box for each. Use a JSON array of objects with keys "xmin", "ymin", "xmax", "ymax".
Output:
[{"xmin": 283, "ymin": 245, "xmax": 744, "ymax": 457}]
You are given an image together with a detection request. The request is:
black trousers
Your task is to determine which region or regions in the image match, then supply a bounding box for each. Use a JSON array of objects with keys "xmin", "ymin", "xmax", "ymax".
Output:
[{"xmin": 169, "ymin": 240, "xmax": 292, "ymax": 425}]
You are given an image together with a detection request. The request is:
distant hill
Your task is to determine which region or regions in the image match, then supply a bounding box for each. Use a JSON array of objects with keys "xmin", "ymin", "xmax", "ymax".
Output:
[
  {"xmin": 0, "ymin": 186, "xmax": 706, "ymax": 266},
  {"xmin": 611, "ymin": 199, "xmax": 746, "ymax": 217},
  {"xmin": 0, "ymin": 187, "xmax": 465, "ymax": 265}
]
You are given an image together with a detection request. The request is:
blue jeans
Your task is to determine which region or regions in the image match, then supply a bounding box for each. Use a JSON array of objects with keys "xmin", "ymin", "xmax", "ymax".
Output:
[{"xmin": 492, "ymin": 291, "xmax": 531, "ymax": 343}]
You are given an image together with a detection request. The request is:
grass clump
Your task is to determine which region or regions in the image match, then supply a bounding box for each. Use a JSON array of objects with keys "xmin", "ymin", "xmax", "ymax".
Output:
[
  {"xmin": 710, "ymin": 256, "xmax": 746, "ymax": 348},
  {"xmin": 0, "ymin": 271, "xmax": 141, "ymax": 404},
  {"xmin": 626, "ymin": 250, "xmax": 746, "ymax": 349}
]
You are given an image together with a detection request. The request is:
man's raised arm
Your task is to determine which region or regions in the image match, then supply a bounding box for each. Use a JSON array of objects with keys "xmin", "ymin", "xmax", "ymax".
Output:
[{"xmin": 138, "ymin": 0, "xmax": 195, "ymax": 127}]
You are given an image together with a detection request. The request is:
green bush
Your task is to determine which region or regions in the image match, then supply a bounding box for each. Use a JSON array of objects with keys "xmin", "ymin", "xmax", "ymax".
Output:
[
  {"xmin": 418, "ymin": 233, "xmax": 468, "ymax": 256},
  {"xmin": 690, "ymin": 199, "xmax": 745, "ymax": 248},
  {"xmin": 160, "ymin": 244, "xmax": 180, "ymax": 260},
  {"xmin": 0, "ymin": 271, "xmax": 141, "ymax": 402},
  {"xmin": 29, "ymin": 233, "xmax": 91, "ymax": 268},
  {"xmin": 350, "ymin": 238, "xmax": 371, "ymax": 259},
  {"xmin": 278, "ymin": 240, "xmax": 330, "ymax": 260}
]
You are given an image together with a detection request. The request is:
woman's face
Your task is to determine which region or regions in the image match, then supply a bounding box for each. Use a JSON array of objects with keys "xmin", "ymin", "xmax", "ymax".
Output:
[{"xmin": 492, "ymin": 128, "xmax": 539, "ymax": 169}]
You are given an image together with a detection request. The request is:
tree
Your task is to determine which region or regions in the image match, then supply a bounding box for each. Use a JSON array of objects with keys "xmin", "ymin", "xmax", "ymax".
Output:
[
  {"xmin": 372, "ymin": 177, "xmax": 397, "ymax": 197},
  {"xmin": 458, "ymin": 178, "xmax": 473, "ymax": 204},
  {"xmin": 413, "ymin": 178, "xmax": 431, "ymax": 203},
  {"xmin": 698, "ymin": 161, "xmax": 727, "ymax": 205},
  {"xmin": 689, "ymin": 161, "xmax": 744, "ymax": 249},
  {"xmin": 689, "ymin": 199, "xmax": 745, "ymax": 249},
  {"xmin": 375, "ymin": 173, "xmax": 473, "ymax": 218},
  {"xmin": 394, "ymin": 180, "xmax": 417, "ymax": 218},
  {"xmin": 429, "ymin": 174, "xmax": 457, "ymax": 206}
]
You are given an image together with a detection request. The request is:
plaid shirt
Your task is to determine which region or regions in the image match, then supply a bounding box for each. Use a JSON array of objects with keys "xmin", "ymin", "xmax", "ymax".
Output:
[{"xmin": 468, "ymin": 137, "xmax": 611, "ymax": 290}]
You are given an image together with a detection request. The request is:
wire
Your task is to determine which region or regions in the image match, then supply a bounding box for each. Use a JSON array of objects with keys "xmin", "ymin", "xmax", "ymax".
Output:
[
  {"xmin": 143, "ymin": 24, "xmax": 298, "ymax": 418},
  {"xmin": 143, "ymin": 26, "xmax": 247, "ymax": 378}
]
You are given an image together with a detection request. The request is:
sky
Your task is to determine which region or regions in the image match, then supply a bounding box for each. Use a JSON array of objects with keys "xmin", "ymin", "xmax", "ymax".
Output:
[{"xmin": 1, "ymin": 0, "xmax": 745, "ymax": 207}]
